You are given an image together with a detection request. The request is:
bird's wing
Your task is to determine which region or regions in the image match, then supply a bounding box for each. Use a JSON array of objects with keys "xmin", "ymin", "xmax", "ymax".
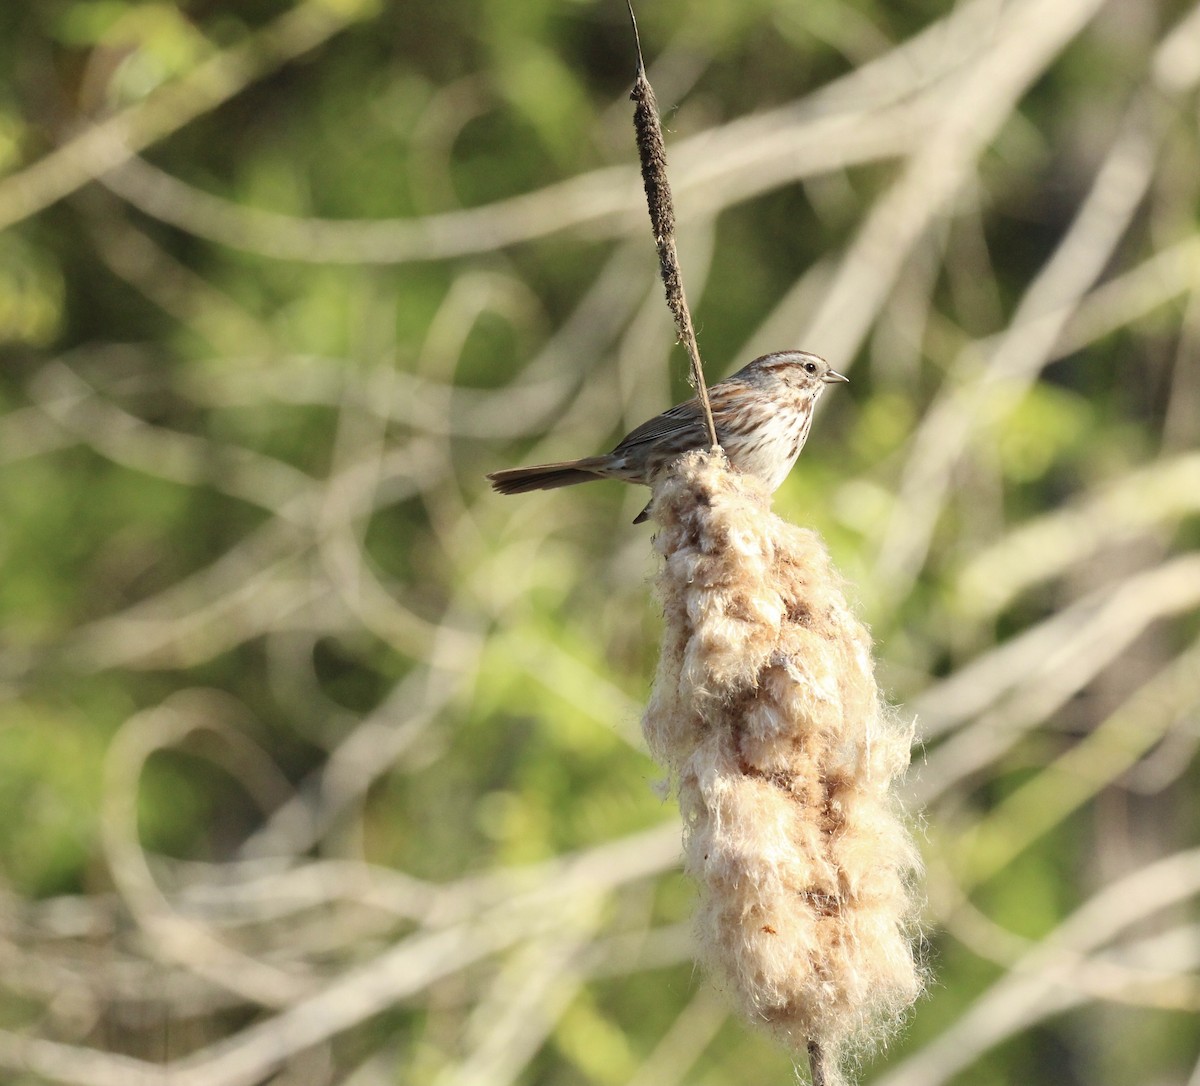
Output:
[
  {"xmin": 610, "ymin": 398, "xmax": 704, "ymax": 454},
  {"xmin": 612, "ymin": 378, "xmax": 749, "ymax": 454}
]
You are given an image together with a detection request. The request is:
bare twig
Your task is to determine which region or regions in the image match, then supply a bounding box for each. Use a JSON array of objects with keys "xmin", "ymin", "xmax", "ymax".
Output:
[
  {"xmin": 0, "ymin": 0, "xmax": 367, "ymax": 234},
  {"xmin": 626, "ymin": 1, "xmax": 719, "ymax": 450}
]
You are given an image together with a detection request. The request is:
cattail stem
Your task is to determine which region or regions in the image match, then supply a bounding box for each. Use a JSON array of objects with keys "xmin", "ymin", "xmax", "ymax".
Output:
[
  {"xmin": 807, "ymin": 1040, "xmax": 828, "ymax": 1086},
  {"xmin": 626, "ymin": 1, "xmax": 719, "ymax": 452}
]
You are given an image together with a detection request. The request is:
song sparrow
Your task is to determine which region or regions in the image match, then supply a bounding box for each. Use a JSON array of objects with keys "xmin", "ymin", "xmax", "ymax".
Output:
[{"xmin": 487, "ymin": 350, "xmax": 848, "ymax": 523}]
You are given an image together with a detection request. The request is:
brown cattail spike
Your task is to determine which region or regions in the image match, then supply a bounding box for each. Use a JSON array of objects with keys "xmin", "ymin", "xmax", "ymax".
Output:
[{"xmin": 626, "ymin": 1, "xmax": 719, "ymax": 451}]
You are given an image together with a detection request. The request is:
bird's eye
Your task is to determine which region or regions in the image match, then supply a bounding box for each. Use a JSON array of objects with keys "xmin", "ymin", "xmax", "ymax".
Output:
[{"xmin": 804, "ymin": 362, "xmax": 816, "ymax": 374}]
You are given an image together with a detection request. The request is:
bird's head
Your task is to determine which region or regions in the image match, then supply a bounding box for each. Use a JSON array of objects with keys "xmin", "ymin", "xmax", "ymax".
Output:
[{"xmin": 738, "ymin": 350, "xmax": 849, "ymax": 393}]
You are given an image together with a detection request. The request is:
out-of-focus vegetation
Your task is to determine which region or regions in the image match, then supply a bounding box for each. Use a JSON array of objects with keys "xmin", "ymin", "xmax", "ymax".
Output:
[{"xmin": 1, "ymin": 0, "xmax": 1198, "ymax": 1083}]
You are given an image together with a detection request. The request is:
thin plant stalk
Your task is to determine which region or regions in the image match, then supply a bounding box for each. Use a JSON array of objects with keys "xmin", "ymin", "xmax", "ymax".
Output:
[{"xmin": 626, "ymin": 1, "xmax": 720, "ymax": 451}]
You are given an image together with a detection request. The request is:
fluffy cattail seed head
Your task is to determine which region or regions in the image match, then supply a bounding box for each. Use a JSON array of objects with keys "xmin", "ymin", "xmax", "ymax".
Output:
[{"xmin": 642, "ymin": 450, "xmax": 923, "ymax": 1081}]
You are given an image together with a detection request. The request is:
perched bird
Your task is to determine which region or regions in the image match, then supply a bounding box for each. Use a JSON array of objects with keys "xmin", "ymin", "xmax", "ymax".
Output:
[{"xmin": 487, "ymin": 350, "xmax": 847, "ymax": 523}]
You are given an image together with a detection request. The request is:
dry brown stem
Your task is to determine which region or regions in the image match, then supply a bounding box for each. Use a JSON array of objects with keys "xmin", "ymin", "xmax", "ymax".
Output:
[
  {"xmin": 627, "ymin": 2, "xmax": 719, "ymax": 450},
  {"xmin": 809, "ymin": 1040, "xmax": 829, "ymax": 1086}
]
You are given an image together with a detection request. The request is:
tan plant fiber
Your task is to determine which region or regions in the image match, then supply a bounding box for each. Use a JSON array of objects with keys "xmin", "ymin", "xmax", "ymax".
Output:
[{"xmin": 643, "ymin": 450, "xmax": 922, "ymax": 1079}]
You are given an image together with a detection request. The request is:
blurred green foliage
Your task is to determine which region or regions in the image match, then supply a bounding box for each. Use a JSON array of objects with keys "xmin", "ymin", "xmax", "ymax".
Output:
[{"xmin": 1, "ymin": 0, "xmax": 1198, "ymax": 1084}]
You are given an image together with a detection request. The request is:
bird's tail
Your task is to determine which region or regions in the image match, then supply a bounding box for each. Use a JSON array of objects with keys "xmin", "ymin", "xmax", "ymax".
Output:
[{"xmin": 486, "ymin": 457, "xmax": 610, "ymax": 495}]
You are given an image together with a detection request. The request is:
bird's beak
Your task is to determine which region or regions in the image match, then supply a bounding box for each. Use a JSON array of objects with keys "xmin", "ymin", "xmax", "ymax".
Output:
[{"xmin": 822, "ymin": 369, "xmax": 850, "ymax": 384}]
